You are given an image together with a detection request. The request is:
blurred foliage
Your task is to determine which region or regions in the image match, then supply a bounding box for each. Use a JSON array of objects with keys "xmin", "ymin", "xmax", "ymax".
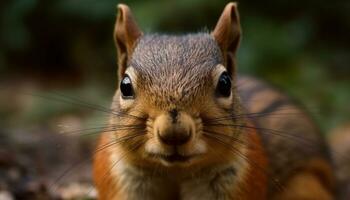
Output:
[{"xmin": 0, "ymin": 0, "xmax": 349, "ymax": 132}]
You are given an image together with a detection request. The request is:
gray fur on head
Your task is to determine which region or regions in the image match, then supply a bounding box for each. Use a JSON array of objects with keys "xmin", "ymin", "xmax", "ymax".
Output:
[{"xmin": 128, "ymin": 33, "xmax": 224, "ymax": 109}]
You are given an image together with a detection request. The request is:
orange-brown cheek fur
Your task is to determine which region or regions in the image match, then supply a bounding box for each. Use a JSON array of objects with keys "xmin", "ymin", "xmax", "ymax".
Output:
[
  {"xmin": 236, "ymin": 123, "xmax": 268, "ymax": 199},
  {"xmin": 93, "ymin": 133, "xmax": 121, "ymax": 200}
]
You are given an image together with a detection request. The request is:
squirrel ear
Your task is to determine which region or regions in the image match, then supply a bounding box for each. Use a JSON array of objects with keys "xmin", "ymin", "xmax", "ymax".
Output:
[
  {"xmin": 211, "ymin": 2, "xmax": 241, "ymax": 76},
  {"xmin": 114, "ymin": 4, "xmax": 142, "ymax": 77}
]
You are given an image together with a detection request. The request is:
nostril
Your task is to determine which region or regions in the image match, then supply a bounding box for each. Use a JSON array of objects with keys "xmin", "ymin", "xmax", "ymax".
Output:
[{"xmin": 158, "ymin": 130, "xmax": 191, "ymax": 146}]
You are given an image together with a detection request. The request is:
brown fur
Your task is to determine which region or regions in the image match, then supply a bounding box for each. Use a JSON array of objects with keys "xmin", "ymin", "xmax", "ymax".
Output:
[
  {"xmin": 93, "ymin": 132, "xmax": 123, "ymax": 200},
  {"xmin": 93, "ymin": 2, "xmax": 336, "ymax": 199},
  {"xmin": 236, "ymin": 122, "xmax": 268, "ymax": 199},
  {"xmin": 114, "ymin": 4, "xmax": 143, "ymax": 77},
  {"xmin": 237, "ymin": 76, "xmax": 335, "ymax": 198}
]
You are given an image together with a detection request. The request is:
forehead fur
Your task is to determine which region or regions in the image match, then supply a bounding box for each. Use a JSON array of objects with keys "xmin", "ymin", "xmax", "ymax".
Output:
[
  {"xmin": 129, "ymin": 33, "xmax": 223, "ymax": 109},
  {"xmin": 130, "ymin": 33, "xmax": 222, "ymax": 74}
]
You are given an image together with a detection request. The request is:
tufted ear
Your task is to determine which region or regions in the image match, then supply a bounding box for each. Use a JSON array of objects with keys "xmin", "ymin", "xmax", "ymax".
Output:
[
  {"xmin": 211, "ymin": 2, "xmax": 241, "ymax": 77},
  {"xmin": 114, "ymin": 4, "xmax": 142, "ymax": 78}
]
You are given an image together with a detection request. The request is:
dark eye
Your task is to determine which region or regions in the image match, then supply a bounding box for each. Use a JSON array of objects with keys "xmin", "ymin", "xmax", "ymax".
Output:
[
  {"xmin": 216, "ymin": 72, "xmax": 231, "ymax": 97},
  {"xmin": 120, "ymin": 75, "xmax": 134, "ymax": 99}
]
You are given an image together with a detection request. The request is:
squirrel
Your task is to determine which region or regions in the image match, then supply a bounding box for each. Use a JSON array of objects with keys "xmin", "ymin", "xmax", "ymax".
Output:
[{"xmin": 93, "ymin": 3, "xmax": 336, "ymax": 200}]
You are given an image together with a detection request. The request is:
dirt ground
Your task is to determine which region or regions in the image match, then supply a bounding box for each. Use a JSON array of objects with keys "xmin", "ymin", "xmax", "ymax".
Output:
[{"xmin": 0, "ymin": 127, "xmax": 97, "ymax": 200}]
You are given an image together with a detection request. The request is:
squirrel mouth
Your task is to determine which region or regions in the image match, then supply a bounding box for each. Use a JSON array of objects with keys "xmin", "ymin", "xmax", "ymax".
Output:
[
  {"xmin": 149, "ymin": 152, "xmax": 193, "ymax": 163},
  {"xmin": 162, "ymin": 153, "xmax": 192, "ymax": 162}
]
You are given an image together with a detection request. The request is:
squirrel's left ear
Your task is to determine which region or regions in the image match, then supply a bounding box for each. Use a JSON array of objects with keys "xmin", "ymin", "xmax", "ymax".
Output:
[
  {"xmin": 211, "ymin": 2, "xmax": 241, "ymax": 77},
  {"xmin": 114, "ymin": 4, "xmax": 143, "ymax": 77}
]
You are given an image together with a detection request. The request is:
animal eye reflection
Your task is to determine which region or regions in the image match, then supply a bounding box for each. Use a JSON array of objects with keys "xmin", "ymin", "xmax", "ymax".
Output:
[
  {"xmin": 120, "ymin": 75, "xmax": 134, "ymax": 99},
  {"xmin": 216, "ymin": 72, "xmax": 231, "ymax": 97}
]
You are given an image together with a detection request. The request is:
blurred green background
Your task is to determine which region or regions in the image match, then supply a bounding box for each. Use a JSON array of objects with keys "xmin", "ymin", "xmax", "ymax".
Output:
[{"xmin": 1, "ymin": 0, "xmax": 350, "ymax": 135}]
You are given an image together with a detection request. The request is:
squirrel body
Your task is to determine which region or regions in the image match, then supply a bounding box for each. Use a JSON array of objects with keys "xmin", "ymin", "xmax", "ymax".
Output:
[{"xmin": 93, "ymin": 3, "xmax": 335, "ymax": 199}]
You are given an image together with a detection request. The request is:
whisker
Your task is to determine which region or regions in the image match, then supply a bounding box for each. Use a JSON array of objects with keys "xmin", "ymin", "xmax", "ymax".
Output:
[
  {"xmin": 50, "ymin": 132, "xmax": 145, "ymax": 194},
  {"xmin": 202, "ymin": 130, "xmax": 247, "ymax": 147},
  {"xmin": 206, "ymin": 123, "xmax": 350, "ymax": 164},
  {"xmin": 17, "ymin": 90, "xmax": 145, "ymax": 120},
  {"xmin": 206, "ymin": 123, "xmax": 316, "ymax": 146},
  {"xmin": 90, "ymin": 139, "xmax": 146, "ymax": 196},
  {"xmin": 63, "ymin": 127, "xmax": 145, "ymax": 138},
  {"xmin": 49, "ymin": 91, "xmax": 146, "ymax": 120},
  {"xmin": 204, "ymin": 133, "xmax": 284, "ymax": 192},
  {"xmin": 59, "ymin": 125, "xmax": 146, "ymax": 136},
  {"xmin": 205, "ymin": 108, "xmax": 319, "ymax": 123}
]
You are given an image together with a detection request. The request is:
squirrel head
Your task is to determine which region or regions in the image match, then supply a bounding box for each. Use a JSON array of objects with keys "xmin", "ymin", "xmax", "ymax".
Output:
[{"xmin": 111, "ymin": 3, "xmax": 244, "ymax": 168}]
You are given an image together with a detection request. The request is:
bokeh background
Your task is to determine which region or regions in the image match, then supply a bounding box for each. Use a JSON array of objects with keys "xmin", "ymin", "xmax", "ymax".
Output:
[{"xmin": 0, "ymin": 0, "xmax": 349, "ymax": 199}]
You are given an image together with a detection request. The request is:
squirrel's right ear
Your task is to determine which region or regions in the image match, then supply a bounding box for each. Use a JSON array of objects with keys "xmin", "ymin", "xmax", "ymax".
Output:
[
  {"xmin": 114, "ymin": 4, "xmax": 143, "ymax": 77},
  {"xmin": 211, "ymin": 2, "xmax": 241, "ymax": 77}
]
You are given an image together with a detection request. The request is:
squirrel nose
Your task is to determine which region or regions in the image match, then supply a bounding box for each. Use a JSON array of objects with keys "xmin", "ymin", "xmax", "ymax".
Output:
[
  {"xmin": 158, "ymin": 126, "xmax": 192, "ymax": 146},
  {"xmin": 154, "ymin": 111, "xmax": 194, "ymax": 146}
]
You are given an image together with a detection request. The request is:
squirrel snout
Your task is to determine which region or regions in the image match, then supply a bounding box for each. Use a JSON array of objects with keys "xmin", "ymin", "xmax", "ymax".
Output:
[{"xmin": 154, "ymin": 111, "xmax": 194, "ymax": 146}]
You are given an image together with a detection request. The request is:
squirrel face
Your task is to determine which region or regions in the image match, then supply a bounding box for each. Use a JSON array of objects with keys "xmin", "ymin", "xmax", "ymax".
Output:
[{"xmin": 111, "ymin": 3, "xmax": 243, "ymax": 168}]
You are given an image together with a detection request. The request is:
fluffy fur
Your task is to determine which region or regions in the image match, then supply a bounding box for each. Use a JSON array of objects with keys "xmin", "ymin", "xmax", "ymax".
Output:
[{"xmin": 93, "ymin": 3, "xmax": 335, "ymax": 199}]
